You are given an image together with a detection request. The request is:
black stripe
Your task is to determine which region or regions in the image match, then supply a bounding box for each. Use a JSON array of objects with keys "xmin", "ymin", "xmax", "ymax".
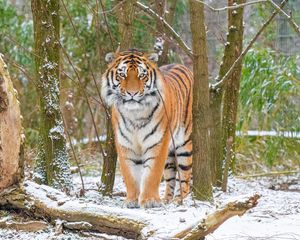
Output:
[
  {"xmin": 144, "ymin": 156, "xmax": 155, "ymax": 164},
  {"xmin": 176, "ymin": 139, "xmax": 192, "ymax": 150},
  {"xmin": 171, "ymin": 71, "xmax": 188, "ymax": 95},
  {"xmin": 174, "ymin": 67, "xmax": 192, "ymax": 86},
  {"xmin": 106, "ymin": 71, "xmax": 110, "ymax": 87},
  {"xmin": 128, "ymin": 158, "xmax": 143, "ymax": 165},
  {"xmin": 165, "ymin": 177, "xmax": 176, "ymax": 182},
  {"xmin": 143, "ymin": 128, "xmax": 167, "ymax": 154},
  {"xmin": 168, "ymin": 72, "xmax": 185, "ymax": 98},
  {"xmin": 118, "ymin": 125, "xmax": 132, "ymax": 144},
  {"xmin": 118, "ymin": 110, "xmax": 132, "ymax": 133},
  {"xmin": 176, "ymin": 179, "xmax": 189, "ymax": 183},
  {"xmin": 178, "ymin": 164, "xmax": 192, "ymax": 171},
  {"xmin": 165, "ymin": 163, "xmax": 176, "ymax": 170},
  {"xmin": 169, "ymin": 151, "xmax": 193, "ymax": 157},
  {"xmin": 143, "ymin": 117, "xmax": 163, "ymax": 141},
  {"xmin": 137, "ymin": 100, "xmax": 160, "ymax": 122}
]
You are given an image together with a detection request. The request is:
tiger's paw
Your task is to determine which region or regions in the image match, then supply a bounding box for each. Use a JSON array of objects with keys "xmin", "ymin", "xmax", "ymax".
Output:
[
  {"xmin": 173, "ymin": 196, "xmax": 184, "ymax": 205},
  {"xmin": 140, "ymin": 198, "xmax": 162, "ymax": 208},
  {"xmin": 125, "ymin": 199, "xmax": 140, "ymax": 208},
  {"xmin": 163, "ymin": 195, "xmax": 174, "ymax": 204}
]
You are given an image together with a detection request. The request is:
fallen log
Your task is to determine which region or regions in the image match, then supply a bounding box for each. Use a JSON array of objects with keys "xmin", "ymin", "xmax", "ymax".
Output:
[
  {"xmin": 0, "ymin": 181, "xmax": 260, "ymax": 239},
  {"xmin": 0, "ymin": 181, "xmax": 146, "ymax": 239},
  {"xmin": 0, "ymin": 219, "xmax": 48, "ymax": 232},
  {"xmin": 173, "ymin": 194, "xmax": 260, "ymax": 239}
]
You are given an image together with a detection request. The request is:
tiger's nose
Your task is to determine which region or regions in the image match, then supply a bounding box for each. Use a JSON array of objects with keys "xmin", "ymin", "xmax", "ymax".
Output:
[{"xmin": 127, "ymin": 91, "xmax": 139, "ymax": 96}]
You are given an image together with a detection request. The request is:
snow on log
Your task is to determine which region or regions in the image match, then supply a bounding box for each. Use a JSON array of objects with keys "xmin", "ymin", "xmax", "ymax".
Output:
[
  {"xmin": 173, "ymin": 194, "xmax": 260, "ymax": 239},
  {"xmin": 0, "ymin": 54, "xmax": 23, "ymax": 192},
  {"xmin": 0, "ymin": 181, "xmax": 260, "ymax": 239}
]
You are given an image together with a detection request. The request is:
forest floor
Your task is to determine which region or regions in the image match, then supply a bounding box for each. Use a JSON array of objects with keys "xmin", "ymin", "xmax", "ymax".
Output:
[{"xmin": 0, "ymin": 171, "xmax": 299, "ymax": 240}]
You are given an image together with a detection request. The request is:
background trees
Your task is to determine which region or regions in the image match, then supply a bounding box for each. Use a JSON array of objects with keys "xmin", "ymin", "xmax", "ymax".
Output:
[
  {"xmin": 0, "ymin": 0, "xmax": 299, "ymax": 198},
  {"xmin": 31, "ymin": 0, "xmax": 72, "ymax": 190}
]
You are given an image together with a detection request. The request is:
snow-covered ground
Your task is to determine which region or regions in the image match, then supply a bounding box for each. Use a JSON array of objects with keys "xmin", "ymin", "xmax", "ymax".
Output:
[{"xmin": 0, "ymin": 173, "xmax": 299, "ymax": 239}]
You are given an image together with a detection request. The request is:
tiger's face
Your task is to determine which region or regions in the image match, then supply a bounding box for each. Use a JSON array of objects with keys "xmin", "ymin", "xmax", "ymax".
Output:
[{"xmin": 101, "ymin": 49, "xmax": 161, "ymax": 110}]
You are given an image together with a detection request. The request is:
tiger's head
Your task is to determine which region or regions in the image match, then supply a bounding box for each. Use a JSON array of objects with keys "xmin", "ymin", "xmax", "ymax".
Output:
[{"xmin": 101, "ymin": 49, "xmax": 161, "ymax": 111}]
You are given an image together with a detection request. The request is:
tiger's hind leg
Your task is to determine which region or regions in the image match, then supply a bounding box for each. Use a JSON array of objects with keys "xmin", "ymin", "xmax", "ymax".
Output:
[
  {"xmin": 174, "ymin": 139, "xmax": 192, "ymax": 202},
  {"xmin": 163, "ymin": 156, "xmax": 176, "ymax": 203}
]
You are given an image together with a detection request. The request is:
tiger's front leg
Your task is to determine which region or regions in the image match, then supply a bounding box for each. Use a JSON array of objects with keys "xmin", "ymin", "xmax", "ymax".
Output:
[
  {"xmin": 139, "ymin": 134, "xmax": 170, "ymax": 208},
  {"xmin": 117, "ymin": 145, "xmax": 142, "ymax": 208}
]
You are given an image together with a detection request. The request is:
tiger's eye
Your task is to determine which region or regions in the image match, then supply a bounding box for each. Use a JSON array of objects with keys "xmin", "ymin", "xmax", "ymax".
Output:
[{"xmin": 119, "ymin": 73, "xmax": 125, "ymax": 78}]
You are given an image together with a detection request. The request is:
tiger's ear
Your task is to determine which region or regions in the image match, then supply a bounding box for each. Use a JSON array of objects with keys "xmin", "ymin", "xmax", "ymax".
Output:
[
  {"xmin": 147, "ymin": 53, "xmax": 159, "ymax": 62},
  {"xmin": 105, "ymin": 52, "xmax": 116, "ymax": 63}
]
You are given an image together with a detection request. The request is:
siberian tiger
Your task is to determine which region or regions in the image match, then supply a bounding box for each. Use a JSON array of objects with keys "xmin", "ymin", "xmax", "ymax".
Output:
[{"xmin": 101, "ymin": 49, "xmax": 193, "ymax": 208}]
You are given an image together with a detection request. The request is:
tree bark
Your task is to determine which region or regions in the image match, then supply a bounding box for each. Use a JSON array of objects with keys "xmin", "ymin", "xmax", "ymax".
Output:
[
  {"xmin": 31, "ymin": 0, "xmax": 72, "ymax": 190},
  {"xmin": 209, "ymin": 90, "xmax": 223, "ymax": 186},
  {"xmin": 158, "ymin": 0, "xmax": 177, "ymax": 66},
  {"xmin": 118, "ymin": 0, "xmax": 136, "ymax": 50},
  {"xmin": 100, "ymin": 118, "xmax": 117, "ymax": 196},
  {"xmin": 101, "ymin": 0, "xmax": 136, "ymax": 195},
  {"xmin": 220, "ymin": 0, "xmax": 245, "ymax": 187},
  {"xmin": 210, "ymin": 0, "xmax": 245, "ymax": 188},
  {"xmin": 189, "ymin": 0, "xmax": 212, "ymax": 201},
  {"xmin": 0, "ymin": 55, "xmax": 23, "ymax": 192}
]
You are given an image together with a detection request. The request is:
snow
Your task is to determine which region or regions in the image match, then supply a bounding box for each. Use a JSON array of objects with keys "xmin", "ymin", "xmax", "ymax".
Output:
[{"xmin": 1, "ymin": 174, "xmax": 299, "ymax": 239}]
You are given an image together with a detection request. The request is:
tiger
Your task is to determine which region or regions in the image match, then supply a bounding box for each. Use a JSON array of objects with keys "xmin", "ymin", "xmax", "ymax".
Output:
[{"xmin": 101, "ymin": 49, "xmax": 193, "ymax": 208}]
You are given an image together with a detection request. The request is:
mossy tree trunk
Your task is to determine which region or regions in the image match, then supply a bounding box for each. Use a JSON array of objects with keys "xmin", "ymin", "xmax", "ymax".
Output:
[
  {"xmin": 189, "ymin": 0, "xmax": 213, "ymax": 201},
  {"xmin": 221, "ymin": 0, "xmax": 245, "ymax": 179},
  {"xmin": 209, "ymin": 90, "xmax": 223, "ymax": 186},
  {"xmin": 31, "ymin": 0, "xmax": 72, "ymax": 191},
  {"xmin": 210, "ymin": 0, "xmax": 245, "ymax": 188}
]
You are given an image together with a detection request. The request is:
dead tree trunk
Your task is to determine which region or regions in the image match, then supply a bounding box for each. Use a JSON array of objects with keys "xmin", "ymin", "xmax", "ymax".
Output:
[
  {"xmin": 31, "ymin": 0, "xmax": 72, "ymax": 190},
  {"xmin": 0, "ymin": 55, "xmax": 23, "ymax": 192},
  {"xmin": 189, "ymin": 0, "xmax": 213, "ymax": 201}
]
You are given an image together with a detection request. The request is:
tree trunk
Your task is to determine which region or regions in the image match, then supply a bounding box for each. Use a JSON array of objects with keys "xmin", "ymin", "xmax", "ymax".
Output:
[
  {"xmin": 159, "ymin": 0, "xmax": 177, "ymax": 65},
  {"xmin": 118, "ymin": 0, "xmax": 136, "ymax": 50},
  {"xmin": 101, "ymin": 0, "xmax": 136, "ymax": 195},
  {"xmin": 31, "ymin": 0, "xmax": 72, "ymax": 190},
  {"xmin": 100, "ymin": 118, "xmax": 118, "ymax": 196},
  {"xmin": 209, "ymin": 90, "xmax": 223, "ymax": 186},
  {"xmin": 189, "ymin": 0, "xmax": 212, "ymax": 201},
  {"xmin": 220, "ymin": 0, "xmax": 245, "ymax": 189},
  {"xmin": 0, "ymin": 55, "xmax": 23, "ymax": 192}
]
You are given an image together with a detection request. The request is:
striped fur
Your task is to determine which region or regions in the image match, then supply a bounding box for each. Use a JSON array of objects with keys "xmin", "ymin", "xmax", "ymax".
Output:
[{"xmin": 101, "ymin": 49, "xmax": 193, "ymax": 208}]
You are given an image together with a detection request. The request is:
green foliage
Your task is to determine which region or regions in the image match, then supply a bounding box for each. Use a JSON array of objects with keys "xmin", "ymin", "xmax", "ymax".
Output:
[
  {"xmin": 0, "ymin": 0, "xmax": 33, "ymax": 69},
  {"xmin": 237, "ymin": 48, "xmax": 300, "ymax": 167}
]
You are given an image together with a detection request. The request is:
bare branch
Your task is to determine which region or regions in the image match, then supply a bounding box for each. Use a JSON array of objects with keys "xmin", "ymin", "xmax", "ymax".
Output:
[
  {"xmin": 211, "ymin": 0, "xmax": 288, "ymax": 91},
  {"xmin": 136, "ymin": 1, "xmax": 193, "ymax": 58},
  {"xmin": 268, "ymin": 0, "xmax": 300, "ymax": 37},
  {"xmin": 173, "ymin": 194, "xmax": 260, "ymax": 239},
  {"xmin": 196, "ymin": 0, "xmax": 268, "ymax": 12}
]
